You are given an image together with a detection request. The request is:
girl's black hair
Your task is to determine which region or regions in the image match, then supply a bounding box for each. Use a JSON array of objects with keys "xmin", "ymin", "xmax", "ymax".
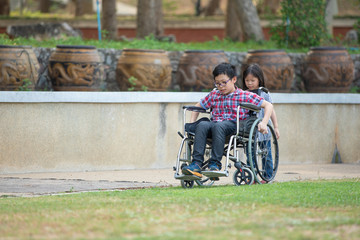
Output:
[
  {"xmin": 212, "ymin": 62, "xmax": 236, "ymax": 79},
  {"xmin": 242, "ymin": 63, "xmax": 266, "ymax": 90}
]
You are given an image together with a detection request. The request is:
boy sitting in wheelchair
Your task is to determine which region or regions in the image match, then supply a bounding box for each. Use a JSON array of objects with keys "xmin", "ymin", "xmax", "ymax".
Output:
[{"xmin": 181, "ymin": 62, "xmax": 273, "ymax": 178}]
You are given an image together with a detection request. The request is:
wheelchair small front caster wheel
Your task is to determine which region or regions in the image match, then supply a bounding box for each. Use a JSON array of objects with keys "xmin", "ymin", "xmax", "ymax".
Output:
[
  {"xmin": 233, "ymin": 167, "xmax": 254, "ymax": 186},
  {"xmin": 195, "ymin": 178, "xmax": 215, "ymax": 187},
  {"xmin": 181, "ymin": 180, "xmax": 195, "ymax": 188}
]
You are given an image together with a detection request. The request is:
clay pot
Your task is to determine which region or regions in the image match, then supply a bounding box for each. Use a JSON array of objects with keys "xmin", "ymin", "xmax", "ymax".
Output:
[
  {"xmin": 48, "ymin": 45, "xmax": 104, "ymax": 91},
  {"xmin": 176, "ymin": 50, "xmax": 229, "ymax": 91},
  {"xmin": 0, "ymin": 45, "xmax": 40, "ymax": 91},
  {"xmin": 242, "ymin": 50, "xmax": 294, "ymax": 92},
  {"xmin": 116, "ymin": 49, "xmax": 172, "ymax": 91},
  {"xmin": 302, "ymin": 47, "xmax": 354, "ymax": 93}
]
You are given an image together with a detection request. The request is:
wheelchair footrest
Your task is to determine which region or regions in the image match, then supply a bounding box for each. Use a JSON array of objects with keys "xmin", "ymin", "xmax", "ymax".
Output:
[
  {"xmin": 201, "ymin": 171, "xmax": 229, "ymax": 178},
  {"xmin": 174, "ymin": 174, "xmax": 202, "ymax": 181}
]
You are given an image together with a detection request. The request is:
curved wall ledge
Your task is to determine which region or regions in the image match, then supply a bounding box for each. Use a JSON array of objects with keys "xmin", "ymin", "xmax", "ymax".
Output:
[{"xmin": 1, "ymin": 91, "xmax": 360, "ymax": 104}]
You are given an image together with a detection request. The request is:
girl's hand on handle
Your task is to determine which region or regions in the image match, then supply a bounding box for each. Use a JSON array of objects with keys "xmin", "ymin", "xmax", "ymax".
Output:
[{"xmin": 274, "ymin": 127, "xmax": 280, "ymax": 139}]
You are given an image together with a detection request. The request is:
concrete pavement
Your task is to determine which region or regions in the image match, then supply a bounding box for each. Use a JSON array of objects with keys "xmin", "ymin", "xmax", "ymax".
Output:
[{"xmin": 1, "ymin": 164, "xmax": 360, "ymax": 197}]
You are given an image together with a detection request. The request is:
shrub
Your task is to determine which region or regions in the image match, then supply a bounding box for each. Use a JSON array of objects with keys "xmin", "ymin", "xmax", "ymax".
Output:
[
  {"xmin": 270, "ymin": 0, "xmax": 328, "ymax": 48},
  {"xmin": 354, "ymin": 18, "xmax": 360, "ymax": 44}
]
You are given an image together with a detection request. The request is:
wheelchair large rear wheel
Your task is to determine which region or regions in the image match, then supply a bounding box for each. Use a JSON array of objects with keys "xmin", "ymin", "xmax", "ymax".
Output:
[{"xmin": 248, "ymin": 119, "xmax": 279, "ymax": 183}]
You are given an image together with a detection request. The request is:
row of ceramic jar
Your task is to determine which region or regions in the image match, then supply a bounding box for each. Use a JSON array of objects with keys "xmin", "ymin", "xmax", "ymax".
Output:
[{"xmin": 0, "ymin": 45, "xmax": 355, "ymax": 92}]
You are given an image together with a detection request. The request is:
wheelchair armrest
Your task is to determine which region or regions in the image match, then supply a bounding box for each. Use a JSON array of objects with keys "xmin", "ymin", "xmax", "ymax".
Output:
[
  {"xmin": 183, "ymin": 105, "xmax": 208, "ymax": 113},
  {"xmin": 239, "ymin": 103, "xmax": 261, "ymax": 113}
]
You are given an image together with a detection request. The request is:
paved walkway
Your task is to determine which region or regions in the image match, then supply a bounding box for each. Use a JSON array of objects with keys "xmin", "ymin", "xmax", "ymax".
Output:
[{"xmin": 1, "ymin": 164, "xmax": 359, "ymax": 197}]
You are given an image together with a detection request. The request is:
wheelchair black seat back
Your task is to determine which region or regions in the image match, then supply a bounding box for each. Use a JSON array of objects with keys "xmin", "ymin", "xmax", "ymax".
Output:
[{"xmin": 173, "ymin": 103, "xmax": 279, "ymax": 188}]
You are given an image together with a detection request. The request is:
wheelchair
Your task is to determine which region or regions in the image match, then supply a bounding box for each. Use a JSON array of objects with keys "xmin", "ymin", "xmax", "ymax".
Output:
[{"xmin": 173, "ymin": 102, "xmax": 279, "ymax": 188}]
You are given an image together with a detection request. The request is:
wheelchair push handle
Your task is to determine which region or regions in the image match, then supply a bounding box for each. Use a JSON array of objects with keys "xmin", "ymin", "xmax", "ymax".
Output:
[
  {"xmin": 239, "ymin": 103, "xmax": 261, "ymax": 113},
  {"xmin": 183, "ymin": 105, "xmax": 209, "ymax": 113},
  {"xmin": 249, "ymin": 87, "xmax": 269, "ymax": 94}
]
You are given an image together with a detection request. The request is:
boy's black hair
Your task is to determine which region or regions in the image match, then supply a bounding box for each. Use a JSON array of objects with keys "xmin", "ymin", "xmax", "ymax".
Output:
[
  {"xmin": 212, "ymin": 62, "xmax": 236, "ymax": 79},
  {"xmin": 242, "ymin": 63, "xmax": 266, "ymax": 90}
]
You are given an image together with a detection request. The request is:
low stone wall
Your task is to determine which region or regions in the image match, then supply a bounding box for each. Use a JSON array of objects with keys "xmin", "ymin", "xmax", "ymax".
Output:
[
  {"xmin": 0, "ymin": 92, "xmax": 359, "ymax": 174},
  {"xmin": 33, "ymin": 48, "xmax": 360, "ymax": 92}
]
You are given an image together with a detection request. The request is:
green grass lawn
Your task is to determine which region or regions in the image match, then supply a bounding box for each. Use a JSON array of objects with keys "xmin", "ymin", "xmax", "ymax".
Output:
[
  {"xmin": 0, "ymin": 34, "xmax": 287, "ymax": 52},
  {"xmin": 1, "ymin": 34, "xmax": 360, "ymax": 54},
  {"xmin": 1, "ymin": 179, "xmax": 359, "ymax": 239}
]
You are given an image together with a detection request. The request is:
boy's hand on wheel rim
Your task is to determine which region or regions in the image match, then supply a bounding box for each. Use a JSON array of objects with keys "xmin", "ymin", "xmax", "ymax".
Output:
[{"xmin": 257, "ymin": 122, "xmax": 268, "ymax": 134}]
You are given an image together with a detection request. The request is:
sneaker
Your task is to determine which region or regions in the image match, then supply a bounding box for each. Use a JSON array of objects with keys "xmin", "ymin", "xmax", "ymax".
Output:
[
  {"xmin": 182, "ymin": 162, "xmax": 202, "ymax": 177},
  {"xmin": 208, "ymin": 162, "xmax": 220, "ymax": 171},
  {"xmin": 254, "ymin": 180, "xmax": 268, "ymax": 185}
]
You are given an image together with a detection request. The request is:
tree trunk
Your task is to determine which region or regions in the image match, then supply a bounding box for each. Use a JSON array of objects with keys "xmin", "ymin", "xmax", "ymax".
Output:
[
  {"xmin": 195, "ymin": 0, "xmax": 202, "ymax": 16},
  {"xmin": 75, "ymin": 0, "xmax": 94, "ymax": 17},
  {"xmin": 225, "ymin": 0, "xmax": 243, "ymax": 41},
  {"xmin": 0, "ymin": 0, "xmax": 10, "ymax": 16},
  {"xmin": 233, "ymin": 0, "xmax": 264, "ymax": 41},
  {"xmin": 257, "ymin": 0, "xmax": 281, "ymax": 15},
  {"xmin": 267, "ymin": 0, "xmax": 281, "ymax": 14},
  {"xmin": 102, "ymin": 0, "xmax": 117, "ymax": 40},
  {"xmin": 39, "ymin": 0, "xmax": 51, "ymax": 13},
  {"xmin": 325, "ymin": 0, "xmax": 338, "ymax": 35},
  {"xmin": 204, "ymin": 0, "xmax": 221, "ymax": 16},
  {"xmin": 136, "ymin": 0, "xmax": 164, "ymax": 39}
]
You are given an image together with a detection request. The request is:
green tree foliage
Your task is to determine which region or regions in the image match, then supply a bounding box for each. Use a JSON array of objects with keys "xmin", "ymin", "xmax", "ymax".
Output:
[
  {"xmin": 270, "ymin": 0, "xmax": 328, "ymax": 48},
  {"xmin": 354, "ymin": 0, "xmax": 360, "ymax": 43}
]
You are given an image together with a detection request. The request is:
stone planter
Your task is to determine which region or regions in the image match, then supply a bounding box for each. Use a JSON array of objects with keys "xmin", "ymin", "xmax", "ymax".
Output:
[
  {"xmin": 242, "ymin": 50, "xmax": 294, "ymax": 92},
  {"xmin": 176, "ymin": 50, "xmax": 229, "ymax": 91},
  {"xmin": 48, "ymin": 45, "xmax": 104, "ymax": 91},
  {"xmin": 116, "ymin": 49, "xmax": 172, "ymax": 91},
  {"xmin": 0, "ymin": 45, "xmax": 40, "ymax": 91},
  {"xmin": 302, "ymin": 47, "xmax": 354, "ymax": 93}
]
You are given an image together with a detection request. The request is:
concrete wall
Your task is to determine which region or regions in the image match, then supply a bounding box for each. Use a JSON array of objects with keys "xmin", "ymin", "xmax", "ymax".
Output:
[{"xmin": 0, "ymin": 92, "xmax": 359, "ymax": 174}]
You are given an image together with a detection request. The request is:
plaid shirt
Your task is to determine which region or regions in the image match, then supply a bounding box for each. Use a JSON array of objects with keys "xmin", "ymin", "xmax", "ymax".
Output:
[{"xmin": 200, "ymin": 88, "xmax": 264, "ymax": 122}]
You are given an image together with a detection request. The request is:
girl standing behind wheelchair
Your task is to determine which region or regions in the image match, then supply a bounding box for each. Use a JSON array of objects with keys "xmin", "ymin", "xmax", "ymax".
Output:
[{"xmin": 242, "ymin": 64, "xmax": 280, "ymax": 182}]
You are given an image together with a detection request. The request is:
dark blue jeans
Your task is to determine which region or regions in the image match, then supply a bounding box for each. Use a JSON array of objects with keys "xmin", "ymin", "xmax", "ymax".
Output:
[
  {"xmin": 246, "ymin": 140, "xmax": 273, "ymax": 180},
  {"xmin": 259, "ymin": 140, "xmax": 274, "ymax": 179},
  {"xmin": 192, "ymin": 120, "xmax": 236, "ymax": 169}
]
